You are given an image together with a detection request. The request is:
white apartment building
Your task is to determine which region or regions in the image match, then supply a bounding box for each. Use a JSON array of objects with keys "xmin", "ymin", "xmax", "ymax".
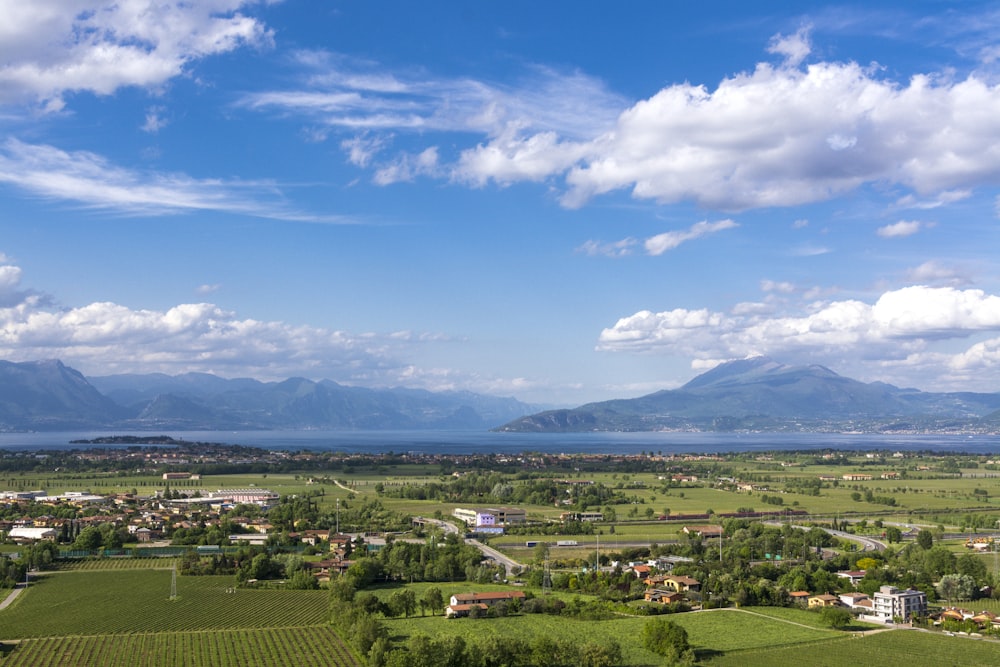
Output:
[{"xmin": 873, "ymin": 585, "xmax": 926, "ymax": 622}]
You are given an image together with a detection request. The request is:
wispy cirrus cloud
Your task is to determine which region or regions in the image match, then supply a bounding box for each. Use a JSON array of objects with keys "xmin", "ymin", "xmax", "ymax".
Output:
[
  {"xmin": 242, "ymin": 51, "xmax": 628, "ymax": 140},
  {"xmin": 579, "ymin": 219, "xmax": 737, "ymax": 258},
  {"xmin": 0, "ymin": 139, "xmax": 349, "ymax": 223},
  {"xmin": 644, "ymin": 219, "xmax": 738, "ymax": 256}
]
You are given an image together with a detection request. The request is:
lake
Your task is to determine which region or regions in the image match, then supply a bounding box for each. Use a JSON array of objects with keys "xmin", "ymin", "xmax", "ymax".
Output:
[{"xmin": 0, "ymin": 429, "xmax": 998, "ymax": 455}]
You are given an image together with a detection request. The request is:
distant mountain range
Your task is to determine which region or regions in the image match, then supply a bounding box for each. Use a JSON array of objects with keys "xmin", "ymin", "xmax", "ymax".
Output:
[
  {"xmin": 4, "ymin": 357, "xmax": 1000, "ymax": 434},
  {"xmin": 498, "ymin": 357, "xmax": 1000, "ymax": 434},
  {"xmin": 0, "ymin": 360, "xmax": 543, "ymax": 432}
]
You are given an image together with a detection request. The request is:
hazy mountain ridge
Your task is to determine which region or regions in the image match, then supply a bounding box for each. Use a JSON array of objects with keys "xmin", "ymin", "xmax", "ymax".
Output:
[
  {"xmin": 0, "ymin": 360, "xmax": 544, "ymax": 432},
  {"xmin": 499, "ymin": 357, "xmax": 1000, "ymax": 433},
  {"xmin": 5, "ymin": 357, "xmax": 1000, "ymax": 434}
]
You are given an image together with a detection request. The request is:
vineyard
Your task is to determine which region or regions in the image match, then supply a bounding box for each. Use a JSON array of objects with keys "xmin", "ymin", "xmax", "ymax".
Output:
[
  {"xmin": 0, "ymin": 571, "xmax": 329, "ymax": 638},
  {"xmin": 0, "ymin": 626, "xmax": 359, "ymax": 667},
  {"xmin": 53, "ymin": 558, "xmax": 180, "ymax": 571}
]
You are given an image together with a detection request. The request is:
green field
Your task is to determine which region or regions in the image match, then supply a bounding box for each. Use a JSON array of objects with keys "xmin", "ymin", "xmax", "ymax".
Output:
[
  {"xmin": 387, "ymin": 606, "xmax": 840, "ymax": 665},
  {"xmin": 0, "ymin": 571, "xmax": 329, "ymax": 638},
  {"xmin": 704, "ymin": 627, "xmax": 1000, "ymax": 666},
  {"xmin": 0, "ymin": 627, "xmax": 358, "ymax": 667}
]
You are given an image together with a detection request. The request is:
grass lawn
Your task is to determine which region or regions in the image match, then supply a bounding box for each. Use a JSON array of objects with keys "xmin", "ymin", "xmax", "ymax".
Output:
[
  {"xmin": 385, "ymin": 606, "xmax": 840, "ymax": 665},
  {"xmin": 703, "ymin": 627, "xmax": 1000, "ymax": 666}
]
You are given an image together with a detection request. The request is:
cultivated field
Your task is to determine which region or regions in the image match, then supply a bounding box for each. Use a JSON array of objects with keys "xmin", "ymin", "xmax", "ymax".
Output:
[
  {"xmin": 0, "ymin": 571, "xmax": 329, "ymax": 637},
  {"xmin": 0, "ymin": 627, "xmax": 358, "ymax": 667}
]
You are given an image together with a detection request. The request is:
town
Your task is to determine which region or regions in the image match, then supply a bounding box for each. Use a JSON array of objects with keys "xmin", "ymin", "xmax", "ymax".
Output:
[{"xmin": 2, "ymin": 441, "xmax": 1000, "ymax": 665}]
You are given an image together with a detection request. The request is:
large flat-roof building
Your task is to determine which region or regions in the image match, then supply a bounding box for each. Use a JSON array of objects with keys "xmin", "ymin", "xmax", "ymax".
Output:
[
  {"xmin": 452, "ymin": 506, "xmax": 526, "ymax": 529},
  {"xmin": 873, "ymin": 585, "xmax": 926, "ymax": 622}
]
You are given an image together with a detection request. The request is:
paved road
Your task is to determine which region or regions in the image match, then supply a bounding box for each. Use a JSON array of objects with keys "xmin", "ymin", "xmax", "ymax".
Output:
[
  {"xmin": 0, "ymin": 578, "xmax": 29, "ymax": 612},
  {"xmin": 415, "ymin": 517, "xmax": 524, "ymax": 577},
  {"xmin": 765, "ymin": 522, "xmax": 886, "ymax": 552}
]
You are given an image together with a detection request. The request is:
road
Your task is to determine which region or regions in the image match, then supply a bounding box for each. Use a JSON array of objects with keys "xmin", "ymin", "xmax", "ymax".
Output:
[
  {"xmin": 415, "ymin": 517, "xmax": 524, "ymax": 578},
  {"xmin": 768, "ymin": 522, "xmax": 886, "ymax": 552}
]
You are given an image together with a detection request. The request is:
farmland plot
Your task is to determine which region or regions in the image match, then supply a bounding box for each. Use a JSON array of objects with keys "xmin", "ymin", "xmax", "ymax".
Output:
[
  {"xmin": 0, "ymin": 627, "xmax": 359, "ymax": 667},
  {"xmin": 0, "ymin": 571, "xmax": 328, "ymax": 638}
]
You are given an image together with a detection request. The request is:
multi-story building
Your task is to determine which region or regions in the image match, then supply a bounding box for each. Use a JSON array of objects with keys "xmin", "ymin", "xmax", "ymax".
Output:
[
  {"xmin": 452, "ymin": 506, "xmax": 526, "ymax": 529},
  {"xmin": 873, "ymin": 585, "xmax": 926, "ymax": 622}
]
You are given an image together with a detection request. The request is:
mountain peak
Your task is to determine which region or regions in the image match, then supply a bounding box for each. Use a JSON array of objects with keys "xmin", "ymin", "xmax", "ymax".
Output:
[{"xmin": 681, "ymin": 356, "xmax": 782, "ymax": 389}]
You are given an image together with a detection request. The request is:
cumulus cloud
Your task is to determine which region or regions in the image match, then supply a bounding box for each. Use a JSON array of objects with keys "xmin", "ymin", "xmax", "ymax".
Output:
[
  {"xmin": 0, "ymin": 255, "xmax": 413, "ymax": 383},
  {"xmin": 0, "ymin": 1, "xmax": 273, "ymax": 109},
  {"xmin": 0, "ymin": 255, "xmax": 542, "ymax": 395},
  {"xmin": 0, "ymin": 139, "xmax": 347, "ymax": 222},
  {"xmin": 257, "ymin": 32, "xmax": 1000, "ymax": 214},
  {"xmin": 877, "ymin": 220, "xmax": 928, "ymax": 238},
  {"xmin": 597, "ymin": 285, "xmax": 1000, "ymax": 391},
  {"xmin": 558, "ymin": 60, "xmax": 1000, "ymax": 210}
]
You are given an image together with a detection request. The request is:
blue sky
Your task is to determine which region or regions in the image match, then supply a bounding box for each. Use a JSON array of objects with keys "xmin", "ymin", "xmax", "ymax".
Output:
[{"xmin": 3, "ymin": 1, "xmax": 1000, "ymax": 406}]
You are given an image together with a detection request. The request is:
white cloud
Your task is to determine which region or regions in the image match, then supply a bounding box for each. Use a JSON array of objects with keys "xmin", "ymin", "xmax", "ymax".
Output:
[
  {"xmin": 142, "ymin": 106, "xmax": 169, "ymax": 134},
  {"xmin": 576, "ymin": 238, "xmax": 637, "ymax": 258},
  {"xmin": 877, "ymin": 220, "xmax": 926, "ymax": 238},
  {"xmin": 0, "ymin": 255, "xmax": 547, "ymax": 396},
  {"xmin": 373, "ymin": 147, "xmax": 440, "ymax": 185},
  {"xmin": 577, "ymin": 218, "xmax": 736, "ymax": 259},
  {"xmin": 0, "ymin": 1, "xmax": 273, "ymax": 109},
  {"xmin": 597, "ymin": 285, "xmax": 1000, "ymax": 391},
  {"xmin": 242, "ymin": 55, "xmax": 625, "ymax": 140},
  {"xmin": 457, "ymin": 43, "xmax": 1000, "ymax": 211},
  {"xmin": 0, "ymin": 259, "xmax": 409, "ymax": 382},
  {"xmin": 767, "ymin": 26, "xmax": 813, "ymax": 67},
  {"xmin": 196, "ymin": 283, "xmax": 222, "ymax": 294},
  {"xmin": 644, "ymin": 219, "xmax": 738, "ymax": 256},
  {"xmin": 896, "ymin": 189, "xmax": 971, "ymax": 209},
  {"xmin": 231, "ymin": 31, "xmax": 1000, "ymax": 212},
  {"xmin": 761, "ymin": 280, "xmax": 797, "ymax": 294},
  {"xmin": 905, "ymin": 260, "xmax": 972, "ymax": 287},
  {"xmin": 0, "ymin": 139, "xmax": 348, "ymax": 222},
  {"xmin": 341, "ymin": 134, "xmax": 390, "ymax": 168}
]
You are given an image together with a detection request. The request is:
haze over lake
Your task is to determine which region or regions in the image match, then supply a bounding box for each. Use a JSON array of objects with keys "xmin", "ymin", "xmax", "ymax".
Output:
[{"xmin": 1, "ymin": 430, "xmax": 998, "ymax": 456}]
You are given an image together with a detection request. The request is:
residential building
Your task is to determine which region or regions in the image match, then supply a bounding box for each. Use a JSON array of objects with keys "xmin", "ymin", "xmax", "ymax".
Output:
[
  {"xmin": 446, "ymin": 591, "xmax": 525, "ymax": 617},
  {"xmin": 873, "ymin": 585, "xmax": 926, "ymax": 622},
  {"xmin": 808, "ymin": 594, "xmax": 841, "ymax": 608},
  {"xmin": 836, "ymin": 570, "xmax": 867, "ymax": 586},
  {"xmin": 662, "ymin": 575, "xmax": 701, "ymax": 593}
]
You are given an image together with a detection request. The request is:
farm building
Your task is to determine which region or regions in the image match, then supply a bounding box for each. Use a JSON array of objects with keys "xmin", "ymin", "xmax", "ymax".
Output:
[{"xmin": 446, "ymin": 591, "xmax": 526, "ymax": 617}]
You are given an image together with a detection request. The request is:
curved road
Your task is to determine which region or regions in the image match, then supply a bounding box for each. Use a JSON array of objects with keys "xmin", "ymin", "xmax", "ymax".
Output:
[
  {"xmin": 767, "ymin": 522, "xmax": 886, "ymax": 552},
  {"xmin": 415, "ymin": 517, "xmax": 524, "ymax": 577}
]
